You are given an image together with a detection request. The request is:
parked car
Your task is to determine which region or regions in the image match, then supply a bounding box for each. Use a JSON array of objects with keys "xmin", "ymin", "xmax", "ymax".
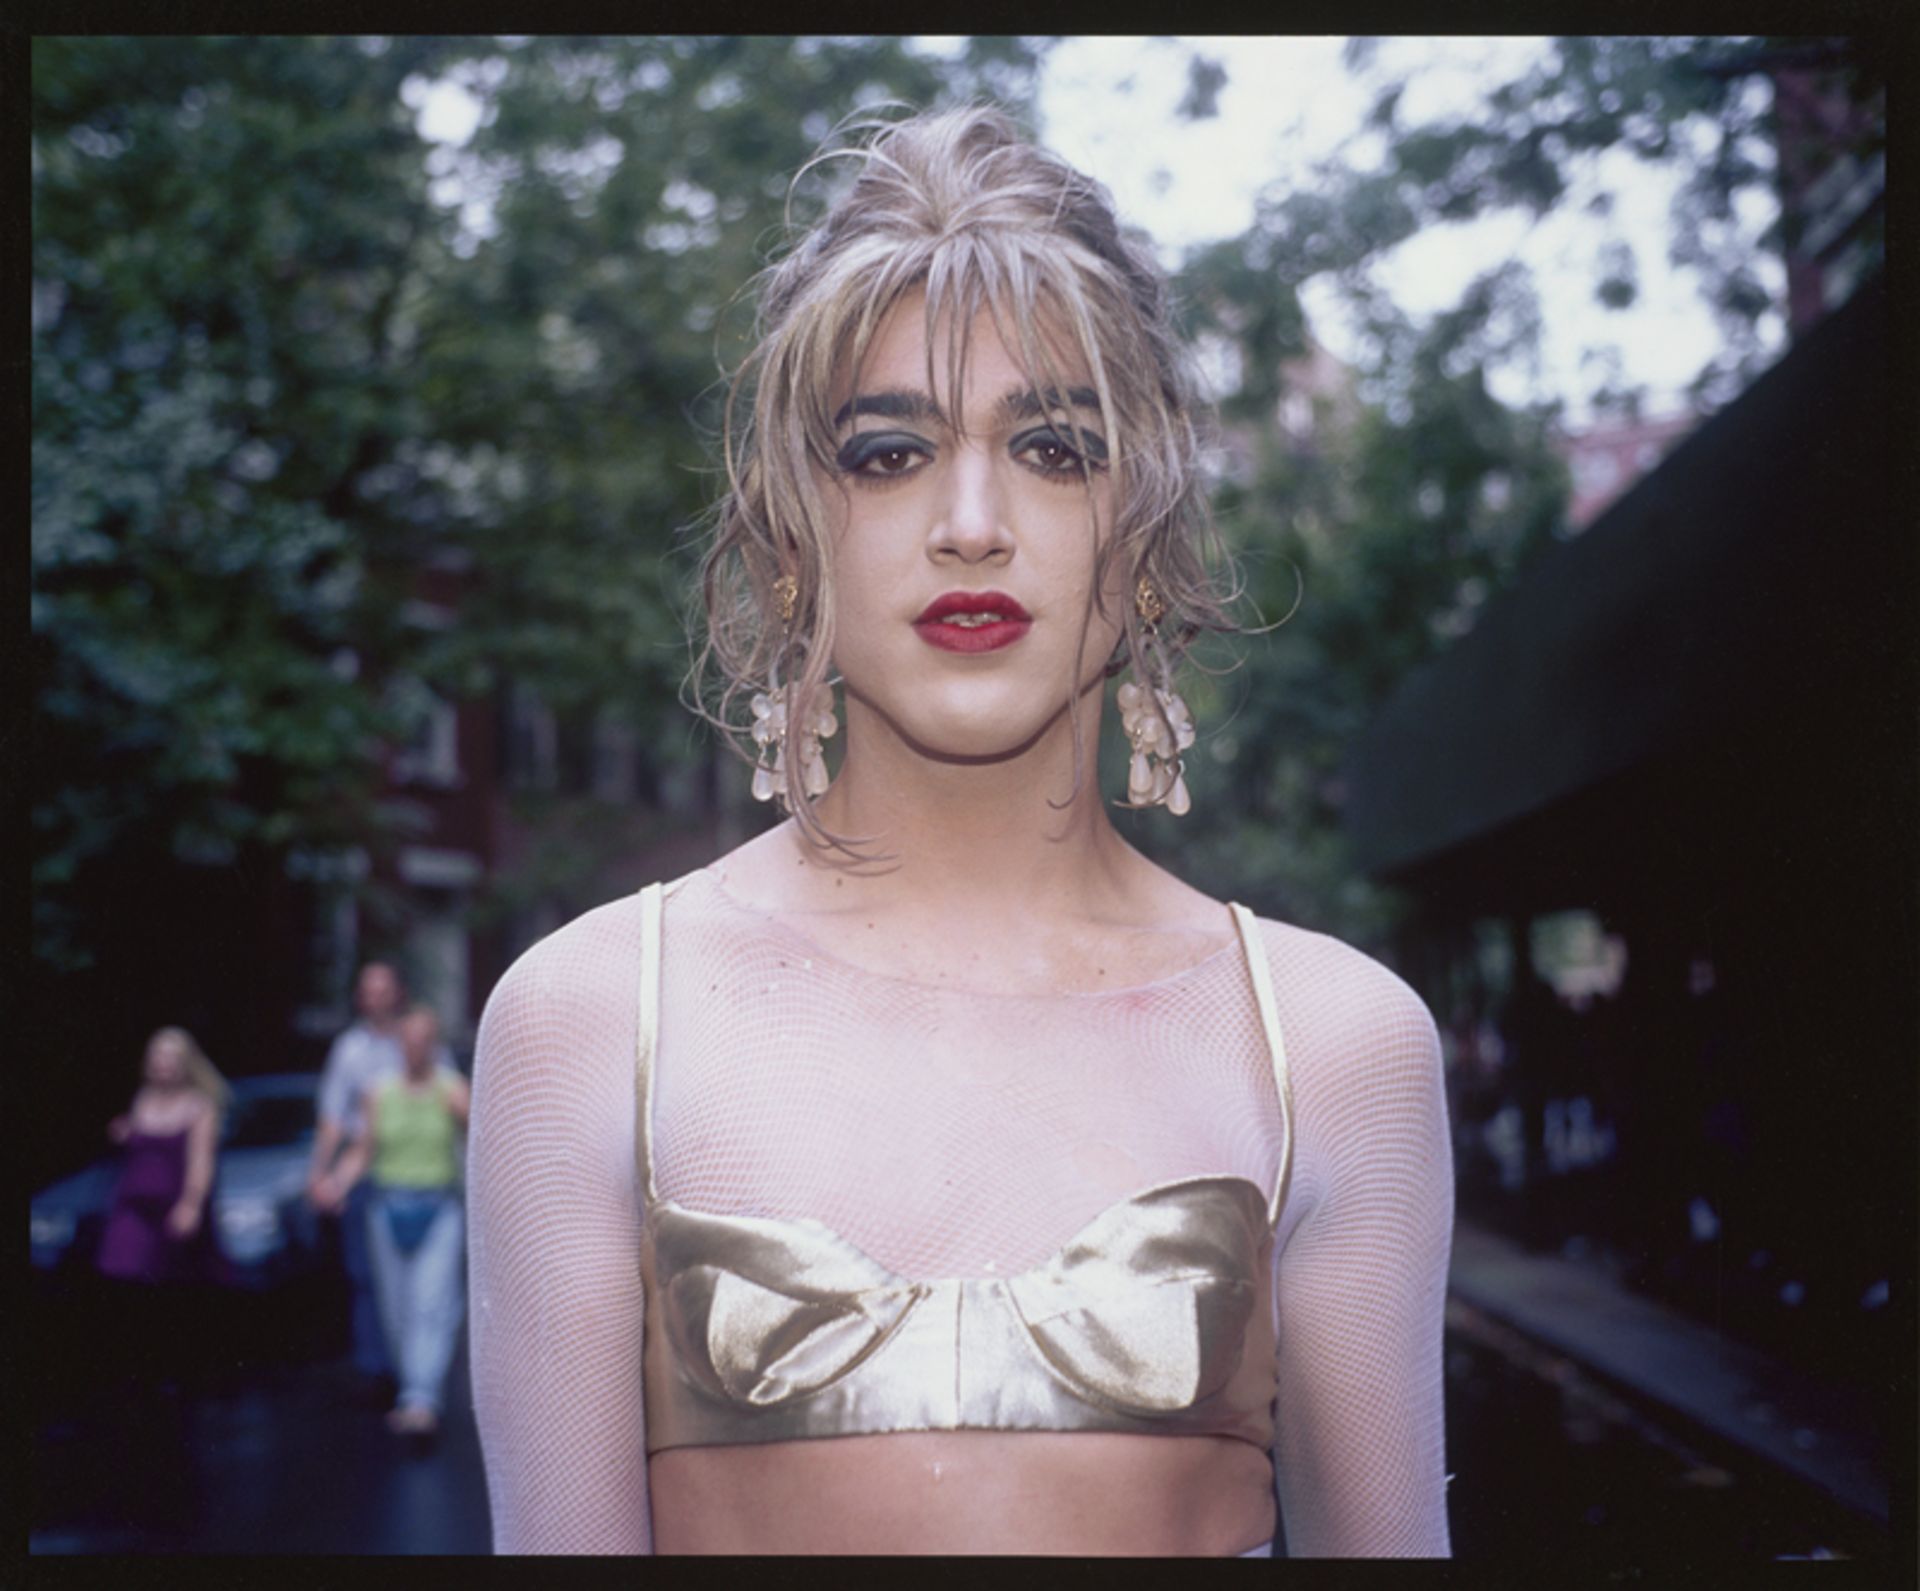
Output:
[{"xmin": 31, "ymin": 1073, "xmax": 325, "ymax": 1290}]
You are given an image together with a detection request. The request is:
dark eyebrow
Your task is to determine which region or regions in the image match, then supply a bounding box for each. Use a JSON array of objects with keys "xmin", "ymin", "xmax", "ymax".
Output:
[
  {"xmin": 830, "ymin": 385, "xmax": 1105, "ymax": 430},
  {"xmin": 831, "ymin": 390, "xmax": 941, "ymax": 428},
  {"xmin": 998, "ymin": 386, "xmax": 1104, "ymax": 425}
]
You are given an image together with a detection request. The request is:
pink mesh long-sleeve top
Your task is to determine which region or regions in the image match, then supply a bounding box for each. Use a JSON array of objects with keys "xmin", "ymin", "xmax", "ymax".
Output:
[{"xmin": 467, "ymin": 866, "xmax": 1453, "ymax": 1555}]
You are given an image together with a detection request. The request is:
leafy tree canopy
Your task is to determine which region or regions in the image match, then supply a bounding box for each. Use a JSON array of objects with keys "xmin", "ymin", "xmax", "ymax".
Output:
[
  {"xmin": 31, "ymin": 35, "xmax": 1049, "ymax": 968},
  {"xmin": 1153, "ymin": 35, "xmax": 1881, "ymax": 934}
]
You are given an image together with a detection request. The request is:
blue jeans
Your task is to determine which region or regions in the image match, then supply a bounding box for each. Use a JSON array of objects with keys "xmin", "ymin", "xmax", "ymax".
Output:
[
  {"xmin": 342, "ymin": 1179, "xmax": 392, "ymax": 1379},
  {"xmin": 366, "ymin": 1187, "xmax": 465, "ymax": 1415}
]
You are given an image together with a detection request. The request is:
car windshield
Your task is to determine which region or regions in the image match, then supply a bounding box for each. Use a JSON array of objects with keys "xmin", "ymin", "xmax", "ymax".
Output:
[{"xmin": 222, "ymin": 1095, "xmax": 314, "ymax": 1150}]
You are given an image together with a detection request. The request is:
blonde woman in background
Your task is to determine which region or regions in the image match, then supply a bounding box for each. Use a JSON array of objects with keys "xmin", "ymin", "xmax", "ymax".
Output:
[
  {"xmin": 97, "ymin": 1026, "xmax": 232, "ymax": 1395},
  {"xmin": 469, "ymin": 105, "xmax": 1453, "ymax": 1556},
  {"xmin": 99, "ymin": 1026, "xmax": 229, "ymax": 1287}
]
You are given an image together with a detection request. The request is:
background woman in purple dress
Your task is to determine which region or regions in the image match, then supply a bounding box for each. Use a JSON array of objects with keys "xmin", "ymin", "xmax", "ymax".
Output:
[{"xmin": 96, "ymin": 1027, "xmax": 231, "ymax": 1387}]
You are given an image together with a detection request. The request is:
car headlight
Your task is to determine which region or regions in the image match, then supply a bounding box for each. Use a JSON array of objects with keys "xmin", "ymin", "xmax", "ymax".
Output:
[
  {"xmin": 218, "ymin": 1199, "xmax": 279, "ymax": 1241},
  {"xmin": 32, "ymin": 1211, "xmax": 76, "ymax": 1249}
]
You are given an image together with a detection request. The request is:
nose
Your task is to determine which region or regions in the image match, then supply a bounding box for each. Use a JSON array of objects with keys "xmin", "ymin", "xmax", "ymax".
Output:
[{"xmin": 928, "ymin": 439, "xmax": 1014, "ymax": 565}]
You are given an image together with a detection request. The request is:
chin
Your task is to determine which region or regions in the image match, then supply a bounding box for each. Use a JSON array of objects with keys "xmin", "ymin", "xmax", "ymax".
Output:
[{"xmin": 880, "ymin": 695, "xmax": 1079, "ymax": 766}]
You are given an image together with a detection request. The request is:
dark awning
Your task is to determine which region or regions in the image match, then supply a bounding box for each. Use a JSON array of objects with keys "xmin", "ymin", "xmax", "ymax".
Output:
[{"xmin": 1345, "ymin": 274, "xmax": 1896, "ymax": 882}]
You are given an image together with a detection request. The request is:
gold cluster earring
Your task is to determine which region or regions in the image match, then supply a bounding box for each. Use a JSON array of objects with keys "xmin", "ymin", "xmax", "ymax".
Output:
[
  {"xmin": 750, "ymin": 573, "xmax": 837, "ymax": 810},
  {"xmin": 1117, "ymin": 575, "xmax": 1196, "ymax": 816}
]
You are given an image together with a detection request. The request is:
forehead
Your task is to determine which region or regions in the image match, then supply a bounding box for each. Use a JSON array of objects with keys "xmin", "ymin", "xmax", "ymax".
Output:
[{"xmin": 838, "ymin": 287, "xmax": 1094, "ymax": 409}]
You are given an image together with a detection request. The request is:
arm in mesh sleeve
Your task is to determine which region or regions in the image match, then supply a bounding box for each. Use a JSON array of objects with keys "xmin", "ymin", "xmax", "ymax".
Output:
[
  {"xmin": 467, "ymin": 913, "xmax": 654, "ymax": 1554},
  {"xmin": 1270, "ymin": 961, "xmax": 1454, "ymax": 1558}
]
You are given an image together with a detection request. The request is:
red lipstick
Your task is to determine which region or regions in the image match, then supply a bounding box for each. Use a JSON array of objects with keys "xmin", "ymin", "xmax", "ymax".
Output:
[{"xmin": 912, "ymin": 590, "xmax": 1033, "ymax": 654}]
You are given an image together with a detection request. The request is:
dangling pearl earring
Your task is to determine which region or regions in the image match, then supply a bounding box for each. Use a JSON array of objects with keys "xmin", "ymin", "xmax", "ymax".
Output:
[
  {"xmin": 1117, "ymin": 575, "xmax": 1196, "ymax": 816},
  {"xmin": 750, "ymin": 573, "xmax": 837, "ymax": 810}
]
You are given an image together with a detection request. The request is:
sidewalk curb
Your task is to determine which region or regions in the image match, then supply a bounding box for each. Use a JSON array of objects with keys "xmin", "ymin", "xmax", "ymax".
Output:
[{"xmin": 1447, "ymin": 1221, "xmax": 1887, "ymax": 1524}]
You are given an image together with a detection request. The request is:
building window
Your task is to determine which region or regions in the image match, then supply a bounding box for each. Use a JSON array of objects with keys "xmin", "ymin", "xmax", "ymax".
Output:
[
  {"xmin": 398, "ymin": 846, "xmax": 484, "ymax": 890},
  {"xmin": 1530, "ymin": 910, "xmax": 1628, "ymax": 1006},
  {"xmin": 400, "ymin": 885, "xmax": 473, "ymax": 1056},
  {"xmin": 506, "ymin": 682, "xmax": 558, "ymax": 792},
  {"xmin": 287, "ymin": 846, "xmax": 367, "ymax": 1039},
  {"xmin": 592, "ymin": 710, "xmax": 640, "ymax": 803},
  {"xmin": 1575, "ymin": 451, "xmax": 1622, "ymax": 495},
  {"xmin": 656, "ymin": 753, "xmax": 710, "ymax": 819},
  {"xmin": 391, "ymin": 687, "xmax": 461, "ymax": 788}
]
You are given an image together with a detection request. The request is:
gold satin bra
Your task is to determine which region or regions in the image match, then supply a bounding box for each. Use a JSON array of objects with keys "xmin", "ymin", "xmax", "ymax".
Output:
[{"xmin": 634, "ymin": 877, "xmax": 1295, "ymax": 1455}]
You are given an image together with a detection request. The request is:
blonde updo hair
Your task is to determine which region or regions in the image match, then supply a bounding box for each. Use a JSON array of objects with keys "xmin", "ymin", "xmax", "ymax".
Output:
[{"xmin": 691, "ymin": 103, "xmax": 1241, "ymax": 847}]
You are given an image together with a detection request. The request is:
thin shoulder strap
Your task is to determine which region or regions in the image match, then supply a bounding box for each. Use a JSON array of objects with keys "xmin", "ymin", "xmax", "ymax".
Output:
[
  {"xmin": 635, "ymin": 880, "xmax": 664, "ymax": 1204},
  {"xmin": 1229, "ymin": 902, "xmax": 1295, "ymax": 1228}
]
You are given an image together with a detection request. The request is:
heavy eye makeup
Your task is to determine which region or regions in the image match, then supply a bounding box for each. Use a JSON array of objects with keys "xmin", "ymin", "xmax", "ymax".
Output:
[
  {"xmin": 1010, "ymin": 424, "xmax": 1109, "ymax": 482},
  {"xmin": 834, "ymin": 430, "xmax": 933, "ymax": 483},
  {"xmin": 833, "ymin": 423, "xmax": 1110, "ymax": 487}
]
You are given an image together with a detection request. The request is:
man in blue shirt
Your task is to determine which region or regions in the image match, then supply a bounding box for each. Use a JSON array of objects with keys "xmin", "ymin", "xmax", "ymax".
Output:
[{"xmin": 308, "ymin": 961, "xmax": 406, "ymax": 1403}]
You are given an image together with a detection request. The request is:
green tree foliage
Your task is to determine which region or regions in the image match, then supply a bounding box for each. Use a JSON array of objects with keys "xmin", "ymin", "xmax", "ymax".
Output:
[
  {"xmin": 412, "ymin": 37, "xmax": 1043, "ymax": 712},
  {"xmin": 1154, "ymin": 268, "xmax": 1571, "ymax": 941},
  {"xmin": 33, "ymin": 37, "xmax": 470, "ymax": 967},
  {"xmin": 31, "ymin": 35, "xmax": 1048, "ymax": 970},
  {"xmin": 1151, "ymin": 36, "xmax": 1880, "ymax": 939}
]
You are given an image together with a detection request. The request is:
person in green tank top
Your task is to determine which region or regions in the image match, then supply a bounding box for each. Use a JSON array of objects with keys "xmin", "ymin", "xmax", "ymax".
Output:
[{"xmin": 320, "ymin": 1003, "xmax": 471, "ymax": 1443}]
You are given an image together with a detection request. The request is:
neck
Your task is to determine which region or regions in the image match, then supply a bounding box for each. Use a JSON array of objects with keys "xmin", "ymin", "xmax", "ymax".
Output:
[{"xmin": 800, "ymin": 679, "xmax": 1141, "ymax": 919}]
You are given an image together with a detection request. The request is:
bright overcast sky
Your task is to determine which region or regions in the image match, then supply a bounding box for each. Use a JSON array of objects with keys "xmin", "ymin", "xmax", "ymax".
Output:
[
  {"xmin": 1030, "ymin": 36, "xmax": 1784, "ymax": 421},
  {"xmin": 416, "ymin": 36, "xmax": 1787, "ymax": 424}
]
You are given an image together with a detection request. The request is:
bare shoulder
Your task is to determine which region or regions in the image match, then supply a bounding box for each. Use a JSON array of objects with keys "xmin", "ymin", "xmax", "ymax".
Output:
[{"xmin": 179, "ymin": 1090, "xmax": 218, "ymax": 1137}]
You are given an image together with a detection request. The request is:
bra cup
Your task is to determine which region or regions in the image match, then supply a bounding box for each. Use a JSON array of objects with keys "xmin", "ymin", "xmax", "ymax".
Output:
[
  {"xmin": 1008, "ymin": 1271, "xmax": 1255, "ymax": 1414},
  {"xmin": 654, "ymin": 1205, "xmax": 930, "ymax": 1409},
  {"xmin": 664, "ymin": 1262, "xmax": 928, "ymax": 1407},
  {"xmin": 1003, "ymin": 1177, "xmax": 1268, "ymax": 1416}
]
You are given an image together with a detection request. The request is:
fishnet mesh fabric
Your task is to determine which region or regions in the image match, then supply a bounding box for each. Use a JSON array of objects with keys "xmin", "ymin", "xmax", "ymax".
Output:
[{"xmin": 469, "ymin": 868, "xmax": 1452, "ymax": 1556}]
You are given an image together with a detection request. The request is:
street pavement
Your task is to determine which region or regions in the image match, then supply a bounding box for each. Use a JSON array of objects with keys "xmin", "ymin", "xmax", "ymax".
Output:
[
  {"xmin": 1441, "ymin": 1297, "xmax": 1883, "ymax": 1563},
  {"xmin": 1448, "ymin": 1220, "xmax": 1888, "ymax": 1525},
  {"xmin": 33, "ymin": 1340, "xmax": 491, "ymax": 1554}
]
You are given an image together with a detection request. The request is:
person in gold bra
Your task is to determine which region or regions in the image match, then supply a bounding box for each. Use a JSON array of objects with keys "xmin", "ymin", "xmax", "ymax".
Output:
[{"xmin": 468, "ymin": 104, "xmax": 1454, "ymax": 1557}]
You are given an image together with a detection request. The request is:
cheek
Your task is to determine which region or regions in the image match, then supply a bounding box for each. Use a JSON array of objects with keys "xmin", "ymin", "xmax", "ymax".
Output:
[
  {"xmin": 1043, "ymin": 485, "xmax": 1125, "ymax": 622},
  {"xmin": 822, "ymin": 489, "xmax": 915, "ymax": 628},
  {"xmin": 820, "ymin": 557, "xmax": 887, "ymax": 678}
]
